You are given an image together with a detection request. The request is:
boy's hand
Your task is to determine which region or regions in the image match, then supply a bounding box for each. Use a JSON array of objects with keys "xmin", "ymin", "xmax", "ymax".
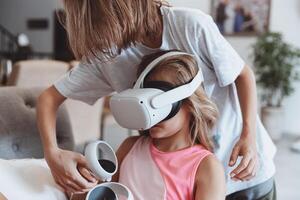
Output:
[
  {"xmin": 77, "ymin": 165, "xmax": 98, "ymax": 184},
  {"xmin": 233, "ymin": 64, "xmax": 258, "ymax": 182},
  {"xmin": 45, "ymin": 148, "xmax": 98, "ymax": 194},
  {"xmin": 229, "ymin": 130, "xmax": 258, "ymax": 181}
]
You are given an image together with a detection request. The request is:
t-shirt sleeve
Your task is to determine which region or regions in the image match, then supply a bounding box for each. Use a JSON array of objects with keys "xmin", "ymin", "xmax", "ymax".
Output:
[
  {"xmin": 54, "ymin": 61, "xmax": 114, "ymax": 105},
  {"xmin": 197, "ymin": 16, "xmax": 245, "ymax": 87}
]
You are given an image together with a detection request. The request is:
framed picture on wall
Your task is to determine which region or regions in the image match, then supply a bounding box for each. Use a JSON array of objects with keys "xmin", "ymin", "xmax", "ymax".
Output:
[{"xmin": 211, "ymin": 0, "xmax": 271, "ymax": 36}]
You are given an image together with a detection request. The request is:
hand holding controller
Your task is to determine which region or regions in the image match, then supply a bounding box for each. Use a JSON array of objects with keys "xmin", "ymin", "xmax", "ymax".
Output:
[{"xmin": 84, "ymin": 141, "xmax": 134, "ymax": 200}]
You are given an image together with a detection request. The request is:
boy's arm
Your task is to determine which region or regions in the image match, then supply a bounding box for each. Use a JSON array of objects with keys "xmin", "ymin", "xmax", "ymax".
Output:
[
  {"xmin": 37, "ymin": 86, "xmax": 66, "ymax": 152},
  {"xmin": 0, "ymin": 193, "xmax": 7, "ymax": 200},
  {"xmin": 195, "ymin": 155, "xmax": 226, "ymax": 200},
  {"xmin": 112, "ymin": 136, "xmax": 140, "ymax": 182},
  {"xmin": 37, "ymin": 86, "xmax": 97, "ymax": 194},
  {"xmin": 230, "ymin": 64, "xmax": 258, "ymax": 181}
]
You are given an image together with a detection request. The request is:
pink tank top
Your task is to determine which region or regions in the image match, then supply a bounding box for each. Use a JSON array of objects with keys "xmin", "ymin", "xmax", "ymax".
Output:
[{"xmin": 119, "ymin": 137, "xmax": 212, "ymax": 200}]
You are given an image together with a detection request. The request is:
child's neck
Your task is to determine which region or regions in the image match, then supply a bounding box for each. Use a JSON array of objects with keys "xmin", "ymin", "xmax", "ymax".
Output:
[{"xmin": 152, "ymin": 131, "xmax": 192, "ymax": 152}]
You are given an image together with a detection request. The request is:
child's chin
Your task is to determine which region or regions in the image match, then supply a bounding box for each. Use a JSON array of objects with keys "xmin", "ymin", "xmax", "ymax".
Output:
[
  {"xmin": 150, "ymin": 134, "xmax": 163, "ymax": 139},
  {"xmin": 149, "ymin": 129, "xmax": 164, "ymax": 138}
]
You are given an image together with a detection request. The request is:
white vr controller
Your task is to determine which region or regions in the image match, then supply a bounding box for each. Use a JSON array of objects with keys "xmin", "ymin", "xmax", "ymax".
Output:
[
  {"xmin": 84, "ymin": 141, "xmax": 134, "ymax": 200},
  {"xmin": 110, "ymin": 51, "xmax": 203, "ymax": 130}
]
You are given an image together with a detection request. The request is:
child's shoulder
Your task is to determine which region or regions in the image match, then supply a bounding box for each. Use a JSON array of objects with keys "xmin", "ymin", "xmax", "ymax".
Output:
[
  {"xmin": 194, "ymin": 155, "xmax": 226, "ymax": 199},
  {"xmin": 195, "ymin": 154, "xmax": 224, "ymax": 184},
  {"xmin": 123, "ymin": 135, "xmax": 141, "ymax": 143},
  {"xmin": 116, "ymin": 136, "xmax": 141, "ymax": 162},
  {"xmin": 118, "ymin": 136, "xmax": 141, "ymax": 152}
]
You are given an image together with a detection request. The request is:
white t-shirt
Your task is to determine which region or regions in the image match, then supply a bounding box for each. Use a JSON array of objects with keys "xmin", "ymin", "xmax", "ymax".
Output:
[{"xmin": 54, "ymin": 6, "xmax": 276, "ymax": 194}]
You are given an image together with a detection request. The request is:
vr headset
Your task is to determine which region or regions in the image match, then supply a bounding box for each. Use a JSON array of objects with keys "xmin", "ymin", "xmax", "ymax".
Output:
[{"xmin": 110, "ymin": 51, "xmax": 203, "ymax": 130}]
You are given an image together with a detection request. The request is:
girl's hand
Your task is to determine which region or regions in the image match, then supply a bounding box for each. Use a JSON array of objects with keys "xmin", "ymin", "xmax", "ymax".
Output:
[
  {"xmin": 45, "ymin": 148, "xmax": 98, "ymax": 194},
  {"xmin": 229, "ymin": 131, "xmax": 259, "ymax": 181}
]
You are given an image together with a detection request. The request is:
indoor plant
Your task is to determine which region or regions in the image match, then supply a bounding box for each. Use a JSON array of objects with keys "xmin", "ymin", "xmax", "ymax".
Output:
[{"xmin": 253, "ymin": 32, "xmax": 300, "ymax": 141}]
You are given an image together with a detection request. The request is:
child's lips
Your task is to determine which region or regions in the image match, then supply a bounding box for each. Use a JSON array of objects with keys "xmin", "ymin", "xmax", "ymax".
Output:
[{"xmin": 153, "ymin": 122, "xmax": 164, "ymax": 128}]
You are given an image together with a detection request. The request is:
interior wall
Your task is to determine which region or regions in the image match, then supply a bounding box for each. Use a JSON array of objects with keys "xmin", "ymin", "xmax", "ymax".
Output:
[{"xmin": 0, "ymin": 0, "xmax": 62, "ymax": 53}]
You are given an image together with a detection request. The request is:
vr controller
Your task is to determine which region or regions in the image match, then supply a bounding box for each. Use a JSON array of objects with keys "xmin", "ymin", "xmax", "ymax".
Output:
[{"xmin": 83, "ymin": 141, "xmax": 134, "ymax": 200}]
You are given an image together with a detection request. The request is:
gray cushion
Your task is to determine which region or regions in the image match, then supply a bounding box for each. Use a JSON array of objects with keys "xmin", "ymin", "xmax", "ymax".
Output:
[{"xmin": 0, "ymin": 87, "xmax": 74, "ymax": 159}]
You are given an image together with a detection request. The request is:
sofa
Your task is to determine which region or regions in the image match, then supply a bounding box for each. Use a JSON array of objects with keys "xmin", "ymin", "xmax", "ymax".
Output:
[
  {"xmin": 0, "ymin": 87, "xmax": 72, "ymax": 200},
  {"xmin": 0, "ymin": 87, "xmax": 74, "ymax": 158},
  {"xmin": 6, "ymin": 59, "xmax": 104, "ymax": 152},
  {"xmin": 6, "ymin": 60, "xmax": 71, "ymax": 88},
  {"xmin": 0, "ymin": 59, "xmax": 104, "ymax": 199}
]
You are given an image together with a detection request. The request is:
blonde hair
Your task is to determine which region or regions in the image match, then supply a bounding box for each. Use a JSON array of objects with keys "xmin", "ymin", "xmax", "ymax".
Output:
[
  {"xmin": 61, "ymin": 0, "xmax": 167, "ymax": 60},
  {"xmin": 138, "ymin": 51, "xmax": 219, "ymax": 151}
]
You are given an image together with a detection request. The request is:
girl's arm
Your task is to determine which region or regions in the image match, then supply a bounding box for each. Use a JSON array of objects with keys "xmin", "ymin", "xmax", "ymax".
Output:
[
  {"xmin": 112, "ymin": 136, "xmax": 140, "ymax": 182},
  {"xmin": 229, "ymin": 65, "xmax": 258, "ymax": 181},
  {"xmin": 195, "ymin": 155, "xmax": 226, "ymax": 200}
]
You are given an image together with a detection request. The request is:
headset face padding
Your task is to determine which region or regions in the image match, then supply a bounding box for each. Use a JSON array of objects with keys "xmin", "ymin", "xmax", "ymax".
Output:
[{"xmin": 143, "ymin": 80, "xmax": 182, "ymax": 121}]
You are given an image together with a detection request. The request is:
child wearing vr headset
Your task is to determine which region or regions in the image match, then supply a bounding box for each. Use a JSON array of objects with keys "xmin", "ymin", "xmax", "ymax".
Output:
[
  {"xmin": 37, "ymin": 0, "xmax": 276, "ymax": 199},
  {"xmin": 111, "ymin": 50, "xmax": 226, "ymax": 200}
]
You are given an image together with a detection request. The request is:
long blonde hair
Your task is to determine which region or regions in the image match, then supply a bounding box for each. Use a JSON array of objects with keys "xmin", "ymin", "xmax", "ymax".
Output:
[
  {"xmin": 61, "ymin": 0, "xmax": 167, "ymax": 60},
  {"xmin": 138, "ymin": 51, "xmax": 219, "ymax": 151}
]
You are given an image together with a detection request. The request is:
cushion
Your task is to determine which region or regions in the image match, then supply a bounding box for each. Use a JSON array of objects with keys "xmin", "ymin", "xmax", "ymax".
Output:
[{"xmin": 0, "ymin": 158, "xmax": 67, "ymax": 200}]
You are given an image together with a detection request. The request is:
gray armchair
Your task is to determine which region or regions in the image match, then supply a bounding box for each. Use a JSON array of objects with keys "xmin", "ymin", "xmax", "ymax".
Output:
[
  {"xmin": 0, "ymin": 87, "xmax": 74, "ymax": 159},
  {"xmin": 6, "ymin": 59, "xmax": 104, "ymax": 153}
]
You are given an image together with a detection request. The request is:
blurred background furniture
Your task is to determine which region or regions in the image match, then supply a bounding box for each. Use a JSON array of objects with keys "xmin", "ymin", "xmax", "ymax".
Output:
[
  {"xmin": 100, "ymin": 96, "xmax": 112, "ymax": 140},
  {"xmin": 4, "ymin": 59, "xmax": 104, "ymax": 152},
  {"xmin": 64, "ymin": 97, "xmax": 103, "ymax": 152},
  {"xmin": 0, "ymin": 158, "xmax": 67, "ymax": 200},
  {"xmin": 0, "ymin": 86, "xmax": 70, "ymax": 199},
  {"xmin": 0, "ymin": 87, "xmax": 74, "ymax": 159},
  {"xmin": 0, "ymin": 59, "xmax": 12, "ymax": 86},
  {"xmin": 6, "ymin": 60, "xmax": 70, "ymax": 87}
]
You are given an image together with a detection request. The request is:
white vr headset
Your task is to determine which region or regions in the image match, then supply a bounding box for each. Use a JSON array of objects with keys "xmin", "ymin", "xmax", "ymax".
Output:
[{"xmin": 110, "ymin": 51, "xmax": 204, "ymax": 130}]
